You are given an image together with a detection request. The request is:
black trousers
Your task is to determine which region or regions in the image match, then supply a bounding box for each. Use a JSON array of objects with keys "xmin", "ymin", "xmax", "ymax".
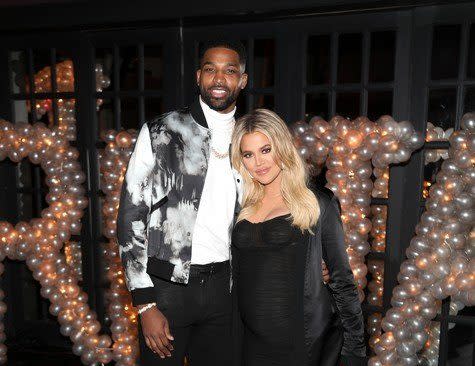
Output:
[{"xmin": 138, "ymin": 261, "xmax": 232, "ymax": 366}]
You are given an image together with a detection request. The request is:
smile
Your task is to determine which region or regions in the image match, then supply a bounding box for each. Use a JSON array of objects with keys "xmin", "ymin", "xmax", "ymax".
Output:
[{"xmin": 209, "ymin": 87, "xmax": 228, "ymax": 98}]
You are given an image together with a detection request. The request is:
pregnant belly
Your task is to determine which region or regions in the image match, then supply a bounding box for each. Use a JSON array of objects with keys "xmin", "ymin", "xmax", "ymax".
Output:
[{"xmin": 237, "ymin": 251, "xmax": 297, "ymax": 346}]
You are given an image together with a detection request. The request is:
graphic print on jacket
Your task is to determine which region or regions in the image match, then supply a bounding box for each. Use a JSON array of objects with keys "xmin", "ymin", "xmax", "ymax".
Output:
[{"xmin": 117, "ymin": 107, "xmax": 211, "ymax": 298}]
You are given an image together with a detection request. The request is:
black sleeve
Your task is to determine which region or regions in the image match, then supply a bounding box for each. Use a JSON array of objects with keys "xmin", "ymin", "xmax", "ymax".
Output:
[{"xmin": 321, "ymin": 195, "xmax": 366, "ymax": 358}]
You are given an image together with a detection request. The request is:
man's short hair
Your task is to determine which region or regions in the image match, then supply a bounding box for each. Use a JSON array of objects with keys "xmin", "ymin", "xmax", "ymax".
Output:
[{"xmin": 198, "ymin": 40, "xmax": 247, "ymax": 71}]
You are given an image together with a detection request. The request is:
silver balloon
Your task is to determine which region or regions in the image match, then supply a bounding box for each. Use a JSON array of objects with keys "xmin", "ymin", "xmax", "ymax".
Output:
[
  {"xmin": 460, "ymin": 112, "xmax": 475, "ymax": 131},
  {"xmin": 396, "ymin": 339, "xmax": 417, "ymax": 357}
]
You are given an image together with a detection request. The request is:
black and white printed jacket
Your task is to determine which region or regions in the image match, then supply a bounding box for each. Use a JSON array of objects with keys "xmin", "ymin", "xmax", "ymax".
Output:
[{"xmin": 117, "ymin": 99, "xmax": 242, "ymax": 306}]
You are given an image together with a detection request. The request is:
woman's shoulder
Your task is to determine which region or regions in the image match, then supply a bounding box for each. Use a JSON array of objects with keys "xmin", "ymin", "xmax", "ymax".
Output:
[{"xmin": 308, "ymin": 184, "xmax": 336, "ymax": 207}]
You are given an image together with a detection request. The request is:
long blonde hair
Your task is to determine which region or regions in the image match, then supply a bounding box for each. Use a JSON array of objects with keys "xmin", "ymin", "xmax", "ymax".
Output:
[{"xmin": 231, "ymin": 109, "xmax": 320, "ymax": 232}]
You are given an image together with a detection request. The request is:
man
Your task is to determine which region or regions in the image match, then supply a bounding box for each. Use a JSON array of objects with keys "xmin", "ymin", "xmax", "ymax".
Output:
[{"xmin": 117, "ymin": 40, "xmax": 329, "ymax": 366}]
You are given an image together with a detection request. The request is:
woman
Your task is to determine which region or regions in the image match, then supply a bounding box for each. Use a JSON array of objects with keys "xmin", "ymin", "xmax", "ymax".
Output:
[{"xmin": 230, "ymin": 109, "xmax": 366, "ymax": 366}]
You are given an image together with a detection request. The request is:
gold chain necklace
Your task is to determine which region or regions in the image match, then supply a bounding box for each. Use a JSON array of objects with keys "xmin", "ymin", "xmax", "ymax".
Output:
[{"xmin": 210, "ymin": 145, "xmax": 229, "ymax": 159}]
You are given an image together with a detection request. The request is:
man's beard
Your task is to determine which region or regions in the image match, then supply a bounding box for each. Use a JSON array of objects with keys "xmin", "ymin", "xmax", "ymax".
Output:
[{"xmin": 200, "ymin": 85, "xmax": 240, "ymax": 112}]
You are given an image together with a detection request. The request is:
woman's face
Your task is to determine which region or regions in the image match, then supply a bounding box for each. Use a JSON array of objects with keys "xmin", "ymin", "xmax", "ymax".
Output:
[{"xmin": 240, "ymin": 131, "xmax": 282, "ymax": 186}]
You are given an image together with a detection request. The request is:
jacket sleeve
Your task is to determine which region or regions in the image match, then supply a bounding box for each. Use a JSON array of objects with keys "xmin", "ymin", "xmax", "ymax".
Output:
[
  {"xmin": 117, "ymin": 123, "xmax": 156, "ymax": 306},
  {"xmin": 321, "ymin": 195, "xmax": 366, "ymax": 359}
]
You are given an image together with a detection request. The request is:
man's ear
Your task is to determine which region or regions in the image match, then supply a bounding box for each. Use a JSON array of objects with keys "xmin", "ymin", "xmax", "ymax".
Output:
[
  {"xmin": 239, "ymin": 73, "xmax": 248, "ymax": 89},
  {"xmin": 196, "ymin": 69, "xmax": 201, "ymax": 86}
]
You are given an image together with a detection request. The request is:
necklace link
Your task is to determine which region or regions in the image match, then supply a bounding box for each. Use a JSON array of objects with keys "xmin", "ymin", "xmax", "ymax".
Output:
[{"xmin": 211, "ymin": 146, "xmax": 229, "ymax": 159}]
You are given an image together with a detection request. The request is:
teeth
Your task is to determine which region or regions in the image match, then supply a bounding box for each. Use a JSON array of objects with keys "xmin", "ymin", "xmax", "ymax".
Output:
[{"xmin": 211, "ymin": 89, "xmax": 227, "ymax": 97}]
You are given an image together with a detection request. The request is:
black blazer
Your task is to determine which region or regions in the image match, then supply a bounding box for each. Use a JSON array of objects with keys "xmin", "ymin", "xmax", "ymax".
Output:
[{"xmin": 303, "ymin": 187, "xmax": 366, "ymax": 365}]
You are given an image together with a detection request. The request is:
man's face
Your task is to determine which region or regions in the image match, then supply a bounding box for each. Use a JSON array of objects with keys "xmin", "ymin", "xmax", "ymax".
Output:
[{"xmin": 196, "ymin": 47, "xmax": 248, "ymax": 113}]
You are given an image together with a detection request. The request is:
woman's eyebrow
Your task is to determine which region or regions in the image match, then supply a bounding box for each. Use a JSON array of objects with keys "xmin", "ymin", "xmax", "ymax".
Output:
[{"xmin": 241, "ymin": 144, "xmax": 271, "ymax": 154}]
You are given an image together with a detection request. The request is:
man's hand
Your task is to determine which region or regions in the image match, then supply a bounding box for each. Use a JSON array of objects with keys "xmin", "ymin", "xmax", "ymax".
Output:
[
  {"xmin": 139, "ymin": 306, "xmax": 174, "ymax": 358},
  {"xmin": 322, "ymin": 260, "xmax": 330, "ymax": 284}
]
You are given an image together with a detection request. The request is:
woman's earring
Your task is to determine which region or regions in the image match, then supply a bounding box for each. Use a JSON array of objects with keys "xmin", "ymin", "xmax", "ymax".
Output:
[
  {"xmin": 246, "ymin": 169, "xmax": 254, "ymax": 179},
  {"xmin": 281, "ymin": 163, "xmax": 285, "ymax": 170}
]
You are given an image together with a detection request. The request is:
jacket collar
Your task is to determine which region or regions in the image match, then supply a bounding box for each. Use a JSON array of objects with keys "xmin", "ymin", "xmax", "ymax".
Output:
[{"xmin": 190, "ymin": 98, "xmax": 208, "ymax": 129}]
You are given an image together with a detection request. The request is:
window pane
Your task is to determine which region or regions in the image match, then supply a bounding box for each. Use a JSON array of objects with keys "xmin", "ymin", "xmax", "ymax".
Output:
[
  {"xmin": 95, "ymin": 48, "xmax": 115, "ymax": 91},
  {"xmin": 368, "ymin": 91, "xmax": 393, "ymax": 121},
  {"xmin": 236, "ymin": 92, "xmax": 248, "ymax": 118},
  {"xmin": 447, "ymin": 313, "xmax": 475, "ymax": 366},
  {"xmin": 22, "ymin": 272, "xmax": 41, "ymax": 321},
  {"xmin": 120, "ymin": 46, "xmax": 138, "ymax": 91},
  {"xmin": 18, "ymin": 159, "xmax": 33, "ymax": 189},
  {"xmin": 97, "ymin": 98, "xmax": 114, "ymax": 138},
  {"xmin": 338, "ymin": 33, "xmax": 362, "ymax": 84},
  {"xmin": 17, "ymin": 193, "xmax": 34, "ymax": 221},
  {"xmin": 13, "ymin": 100, "xmax": 30, "ymax": 123},
  {"xmin": 121, "ymin": 98, "xmax": 139, "ymax": 130},
  {"xmin": 253, "ymin": 39, "xmax": 275, "ymax": 88},
  {"xmin": 253, "ymin": 94, "xmax": 274, "ymax": 109},
  {"xmin": 369, "ymin": 31, "xmax": 396, "ymax": 82},
  {"xmin": 33, "ymin": 49, "xmax": 52, "ymax": 93},
  {"xmin": 145, "ymin": 98, "xmax": 164, "ymax": 121},
  {"xmin": 468, "ymin": 23, "xmax": 475, "ymax": 79},
  {"xmin": 35, "ymin": 98, "xmax": 52, "ymax": 125},
  {"xmin": 35, "ymin": 97, "xmax": 55, "ymax": 127},
  {"xmin": 458, "ymin": 306, "xmax": 475, "ymax": 317},
  {"xmin": 38, "ymin": 168, "xmax": 48, "ymax": 213},
  {"xmin": 144, "ymin": 44, "xmax": 163, "ymax": 90},
  {"xmin": 241, "ymin": 40, "xmax": 249, "ymax": 55},
  {"xmin": 10, "ymin": 50, "xmax": 29, "ymax": 94},
  {"xmin": 55, "ymin": 50, "xmax": 75, "ymax": 92},
  {"xmin": 464, "ymin": 87, "xmax": 475, "ymax": 113},
  {"xmin": 431, "ymin": 25, "xmax": 461, "ymax": 80},
  {"xmin": 307, "ymin": 34, "xmax": 331, "ymax": 85},
  {"xmin": 428, "ymin": 89, "xmax": 457, "ymax": 129},
  {"xmin": 336, "ymin": 92, "xmax": 360, "ymax": 119},
  {"xmin": 305, "ymin": 92, "xmax": 329, "ymax": 120}
]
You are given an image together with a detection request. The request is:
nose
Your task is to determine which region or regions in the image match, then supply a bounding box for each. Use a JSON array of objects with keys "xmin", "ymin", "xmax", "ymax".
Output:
[
  {"xmin": 213, "ymin": 70, "xmax": 225, "ymax": 84},
  {"xmin": 254, "ymin": 153, "xmax": 263, "ymax": 166}
]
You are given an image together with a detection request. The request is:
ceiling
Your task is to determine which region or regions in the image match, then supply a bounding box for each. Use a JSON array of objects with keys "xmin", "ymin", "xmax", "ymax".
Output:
[{"xmin": 0, "ymin": 0, "xmax": 470, "ymax": 32}]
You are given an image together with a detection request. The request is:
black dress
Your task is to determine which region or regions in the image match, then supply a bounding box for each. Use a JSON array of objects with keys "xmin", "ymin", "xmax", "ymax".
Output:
[
  {"xmin": 232, "ymin": 214, "xmax": 307, "ymax": 366},
  {"xmin": 231, "ymin": 189, "xmax": 366, "ymax": 366}
]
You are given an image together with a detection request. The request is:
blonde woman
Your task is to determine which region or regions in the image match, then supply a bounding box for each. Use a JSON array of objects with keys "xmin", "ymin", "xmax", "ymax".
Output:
[{"xmin": 230, "ymin": 109, "xmax": 366, "ymax": 366}]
